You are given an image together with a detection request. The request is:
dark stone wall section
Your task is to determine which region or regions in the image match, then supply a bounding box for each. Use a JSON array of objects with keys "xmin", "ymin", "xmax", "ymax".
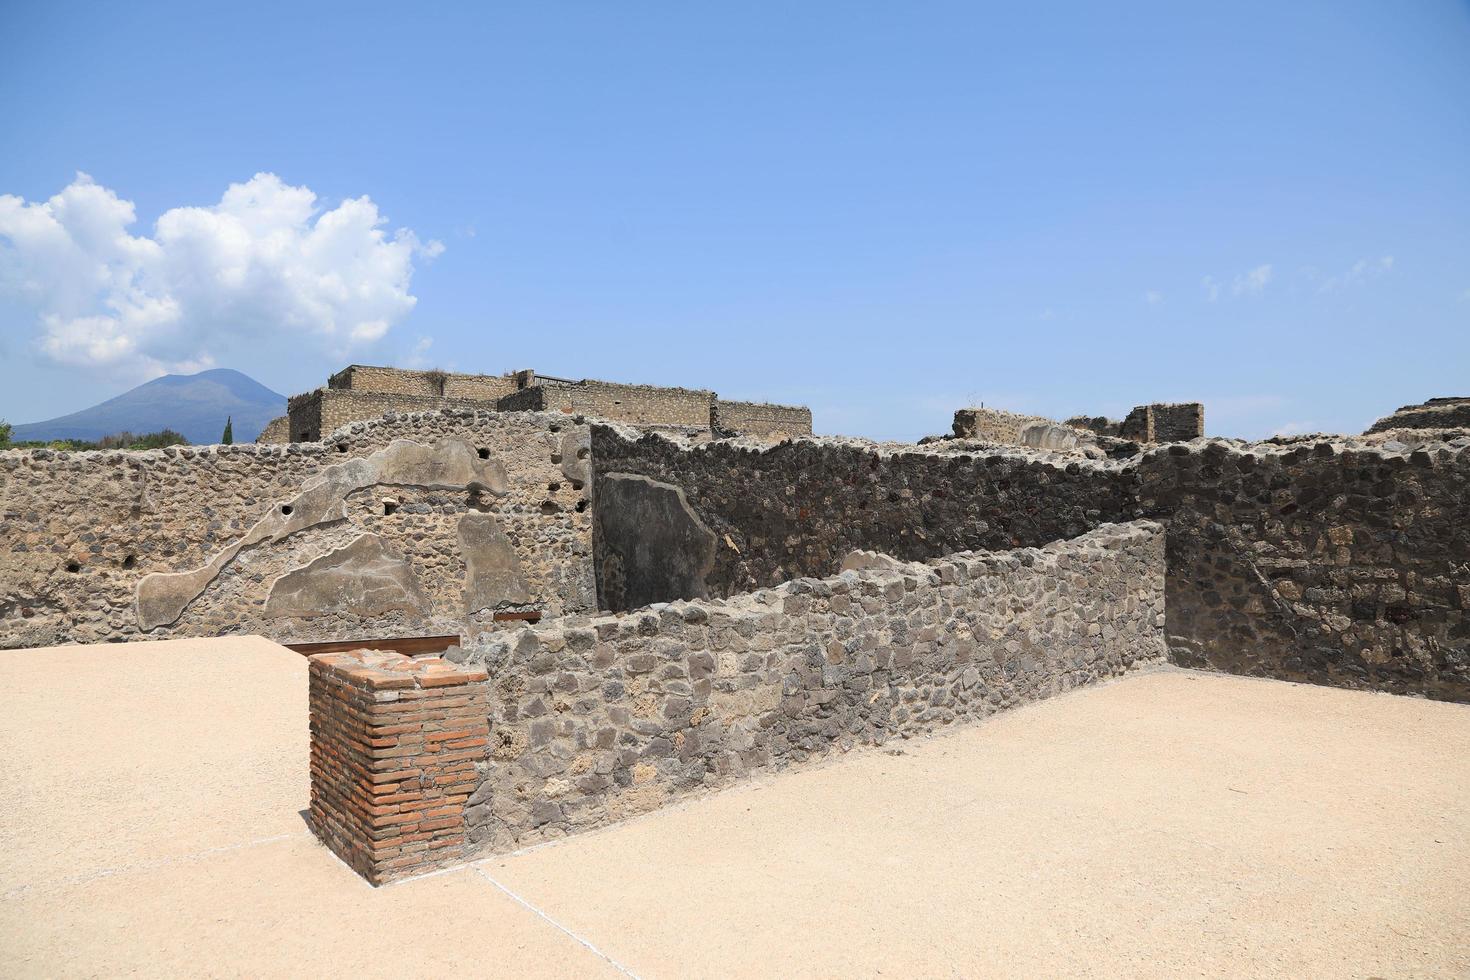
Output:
[
  {"xmin": 1136, "ymin": 441, "xmax": 1470, "ymax": 701},
  {"xmin": 591, "ymin": 425, "xmax": 1138, "ymax": 602},
  {"xmin": 592, "ymin": 425, "xmax": 1470, "ymax": 702}
]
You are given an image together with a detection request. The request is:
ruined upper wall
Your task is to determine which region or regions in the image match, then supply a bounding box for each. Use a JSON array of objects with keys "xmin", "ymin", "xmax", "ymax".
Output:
[
  {"xmin": 591, "ymin": 420, "xmax": 1469, "ymax": 702},
  {"xmin": 1136, "ymin": 436, "xmax": 1470, "ymax": 701},
  {"xmin": 0, "ymin": 409, "xmax": 596, "ymax": 650},
  {"xmin": 591, "ymin": 425, "xmax": 1138, "ymax": 609},
  {"xmin": 328, "ymin": 364, "xmax": 520, "ymax": 402},
  {"xmin": 952, "ymin": 407, "xmax": 1092, "ymax": 451},
  {"xmin": 256, "ymin": 415, "xmax": 290, "ymax": 445},
  {"xmin": 288, "ymin": 389, "xmax": 492, "ymax": 443},
  {"xmin": 712, "ymin": 399, "xmax": 813, "ymax": 439},
  {"xmin": 503, "ymin": 380, "xmax": 716, "ymax": 430},
  {"xmin": 453, "ymin": 521, "xmax": 1166, "ymax": 853},
  {"xmin": 1365, "ymin": 397, "xmax": 1470, "ymax": 434},
  {"xmin": 1121, "ymin": 402, "xmax": 1205, "ymax": 443}
]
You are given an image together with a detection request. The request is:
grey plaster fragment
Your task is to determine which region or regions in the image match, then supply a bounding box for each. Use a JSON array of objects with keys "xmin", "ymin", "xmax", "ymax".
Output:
[
  {"xmin": 460, "ymin": 512, "xmax": 532, "ymax": 613},
  {"xmin": 265, "ymin": 534, "xmax": 427, "ymax": 618}
]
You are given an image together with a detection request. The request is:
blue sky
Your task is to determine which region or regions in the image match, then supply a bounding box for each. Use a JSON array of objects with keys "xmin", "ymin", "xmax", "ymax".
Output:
[{"xmin": 1, "ymin": 1, "xmax": 1467, "ymax": 440}]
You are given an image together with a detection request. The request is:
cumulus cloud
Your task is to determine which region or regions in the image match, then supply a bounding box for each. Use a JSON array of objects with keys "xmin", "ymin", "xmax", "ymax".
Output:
[{"xmin": 0, "ymin": 172, "xmax": 442, "ymax": 378}]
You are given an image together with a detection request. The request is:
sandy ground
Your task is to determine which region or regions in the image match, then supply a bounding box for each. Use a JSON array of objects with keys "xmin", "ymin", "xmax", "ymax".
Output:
[{"xmin": 2, "ymin": 638, "xmax": 1467, "ymax": 978}]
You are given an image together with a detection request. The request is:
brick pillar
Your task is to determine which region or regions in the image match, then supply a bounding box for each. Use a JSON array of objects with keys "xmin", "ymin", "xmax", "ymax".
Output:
[{"xmin": 308, "ymin": 650, "xmax": 489, "ymax": 885}]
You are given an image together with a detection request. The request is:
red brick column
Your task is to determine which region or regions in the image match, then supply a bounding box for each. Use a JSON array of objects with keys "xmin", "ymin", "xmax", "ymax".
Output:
[{"xmin": 308, "ymin": 649, "xmax": 489, "ymax": 885}]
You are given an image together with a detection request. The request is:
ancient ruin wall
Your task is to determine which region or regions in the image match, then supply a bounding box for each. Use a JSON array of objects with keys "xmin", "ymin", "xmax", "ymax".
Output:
[
  {"xmin": 288, "ymin": 389, "xmax": 498, "ymax": 442},
  {"xmin": 256, "ymin": 416, "xmax": 290, "ymax": 444},
  {"xmin": 0, "ymin": 410, "xmax": 596, "ymax": 649},
  {"xmin": 454, "ymin": 521, "xmax": 1165, "ymax": 853},
  {"xmin": 1137, "ymin": 439, "xmax": 1470, "ymax": 701},
  {"xmin": 591, "ymin": 426, "xmax": 1138, "ymax": 610},
  {"xmin": 1365, "ymin": 398, "xmax": 1470, "ymax": 434},
  {"xmin": 712, "ymin": 399, "xmax": 814, "ymax": 439},
  {"xmin": 591, "ymin": 423, "xmax": 1468, "ymax": 701},
  {"xmin": 509, "ymin": 381, "xmax": 716, "ymax": 430},
  {"xmin": 328, "ymin": 364, "xmax": 519, "ymax": 402}
]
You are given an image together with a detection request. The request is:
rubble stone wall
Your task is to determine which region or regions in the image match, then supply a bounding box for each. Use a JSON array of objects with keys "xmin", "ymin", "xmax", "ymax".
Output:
[
  {"xmin": 1136, "ymin": 439, "xmax": 1470, "ymax": 701},
  {"xmin": 1365, "ymin": 397, "xmax": 1470, "ymax": 434},
  {"xmin": 288, "ymin": 389, "xmax": 491, "ymax": 442},
  {"xmin": 256, "ymin": 416, "xmax": 290, "ymax": 444},
  {"xmin": 508, "ymin": 381, "xmax": 716, "ymax": 430},
  {"xmin": 328, "ymin": 364, "xmax": 519, "ymax": 402},
  {"xmin": 0, "ymin": 410, "xmax": 596, "ymax": 649},
  {"xmin": 591, "ymin": 426, "xmax": 1138, "ymax": 608},
  {"xmin": 591, "ymin": 423, "xmax": 1469, "ymax": 701},
  {"xmin": 455, "ymin": 521, "xmax": 1166, "ymax": 853},
  {"xmin": 713, "ymin": 400, "xmax": 814, "ymax": 439}
]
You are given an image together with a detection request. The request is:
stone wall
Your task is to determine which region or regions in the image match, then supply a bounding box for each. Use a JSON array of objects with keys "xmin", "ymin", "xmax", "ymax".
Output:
[
  {"xmin": 507, "ymin": 380, "xmax": 716, "ymax": 430},
  {"xmin": 1119, "ymin": 403, "xmax": 1205, "ymax": 443},
  {"xmin": 289, "ymin": 389, "xmax": 491, "ymax": 443},
  {"xmin": 712, "ymin": 400, "xmax": 813, "ymax": 439},
  {"xmin": 591, "ymin": 426, "xmax": 1138, "ymax": 609},
  {"xmin": 256, "ymin": 416, "xmax": 290, "ymax": 444},
  {"xmin": 1365, "ymin": 397, "xmax": 1470, "ymax": 434},
  {"xmin": 453, "ymin": 521, "xmax": 1166, "ymax": 853},
  {"xmin": 1136, "ymin": 438, "xmax": 1470, "ymax": 701},
  {"xmin": 328, "ymin": 364, "xmax": 520, "ymax": 402},
  {"xmin": 591, "ymin": 422, "xmax": 1468, "ymax": 702},
  {"xmin": 0, "ymin": 409, "xmax": 596, "ymax": 649}
]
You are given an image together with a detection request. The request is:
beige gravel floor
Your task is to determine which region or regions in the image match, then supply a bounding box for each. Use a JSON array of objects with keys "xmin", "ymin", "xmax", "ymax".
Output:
[{"xmin": 2, "ymin": 637, "xmax": 1467, "ymax": 978}]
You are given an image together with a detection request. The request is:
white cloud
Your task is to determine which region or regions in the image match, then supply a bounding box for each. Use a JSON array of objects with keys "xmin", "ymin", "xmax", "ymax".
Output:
[
  {"xmin": 1318, "ymin": 254, "xmax": 1394, "ymax": 293},
  {"xmin": 1144, "ymin": 290, "xmax": 1163, "ymax": 305},
  {"xmin": 0, "ymin": 172, "xmax": 442, "ymax": 379},
  {"xmin": 1232, "ymin": 264, "xmax": 1273, "ymax": 296},
  {"xmin": 1271, "ymin": 420, "xmax": 1320, "ymax": 437},
  {"xmin": 1038, "ymin": 308, "xmax": 1056, "ymax": 321},
  {"xmin": 1201, "ymin": 275, "xmax": 1220, "ymax": 303}
]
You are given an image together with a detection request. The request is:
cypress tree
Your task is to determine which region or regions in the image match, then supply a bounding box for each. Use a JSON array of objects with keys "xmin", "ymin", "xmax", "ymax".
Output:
[{"xmin": 221, "ymin": 416, "xmax": 233, "ymax": 445}]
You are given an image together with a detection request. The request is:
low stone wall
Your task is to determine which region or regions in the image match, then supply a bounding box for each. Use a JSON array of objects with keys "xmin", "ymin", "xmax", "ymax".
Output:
[
  {"xmin": 0, "ymin": 409, "xmax": 596, "ymax": 649},
  {"xmin": 713, "ymin": 399, "xmax": 813, "ymax": 439},
  {"xmin": 591, "ymin": 425, "xmax": 1138, "ymax": 609},
  {"xmin": 453, "ymin": 521, "xmax": 1165, "ymax": 853}
]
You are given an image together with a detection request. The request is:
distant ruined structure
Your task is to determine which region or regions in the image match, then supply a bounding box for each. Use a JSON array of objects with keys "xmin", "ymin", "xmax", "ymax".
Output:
[
  {"xmin": 948, "ymin": 402, "xmax": 1205, "ymax": 454},
  {"xmin": 268, "ymin": 364, "xmax": 813, "ymax": 444},
  {"xmin": 2, "ymin": 375, "xmax": 1466, "ymax": 883},
  {"xmin": 1365, "ymin": 396, "xmax": 1470, "ymax": 435}
]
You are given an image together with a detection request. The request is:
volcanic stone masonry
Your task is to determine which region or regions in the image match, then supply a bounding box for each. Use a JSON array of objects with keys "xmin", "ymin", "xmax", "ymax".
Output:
[
  {"xmin": 270, "ymin": 364, "xmax": 813, "ymax": 444},
  {"xmin": 591, "ymin": 425, "xmax": 1470, "ymax": 702},
  {"xmin": 0, "ymin": 409, "xmax": 596, "ymax": 649},
  {"xmin": 448, "ymin": 521, "xmax": 1166, "ymax": 853}
]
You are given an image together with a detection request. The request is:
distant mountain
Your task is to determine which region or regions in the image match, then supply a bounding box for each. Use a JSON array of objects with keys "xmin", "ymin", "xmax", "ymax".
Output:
[{"xmin": 11, "ymin": 369, "xmax": 287, "ymax": 445}]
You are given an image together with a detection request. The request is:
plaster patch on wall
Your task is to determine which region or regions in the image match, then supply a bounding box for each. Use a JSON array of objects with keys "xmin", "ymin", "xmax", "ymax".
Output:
[
  {"xmin": 266, "ymin": 533, "xmax": 427, "ymax": 619},
  {"xmin": 595, "ymin": 472, "xmax": 717, "ymax": 610},
  {"xmin": 136, "ymin": 438, "xmax": 508, "ymax": 629},
  {"xmin": 459, "ymin": 512, "xmax": 532, "ymax": 613}
]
